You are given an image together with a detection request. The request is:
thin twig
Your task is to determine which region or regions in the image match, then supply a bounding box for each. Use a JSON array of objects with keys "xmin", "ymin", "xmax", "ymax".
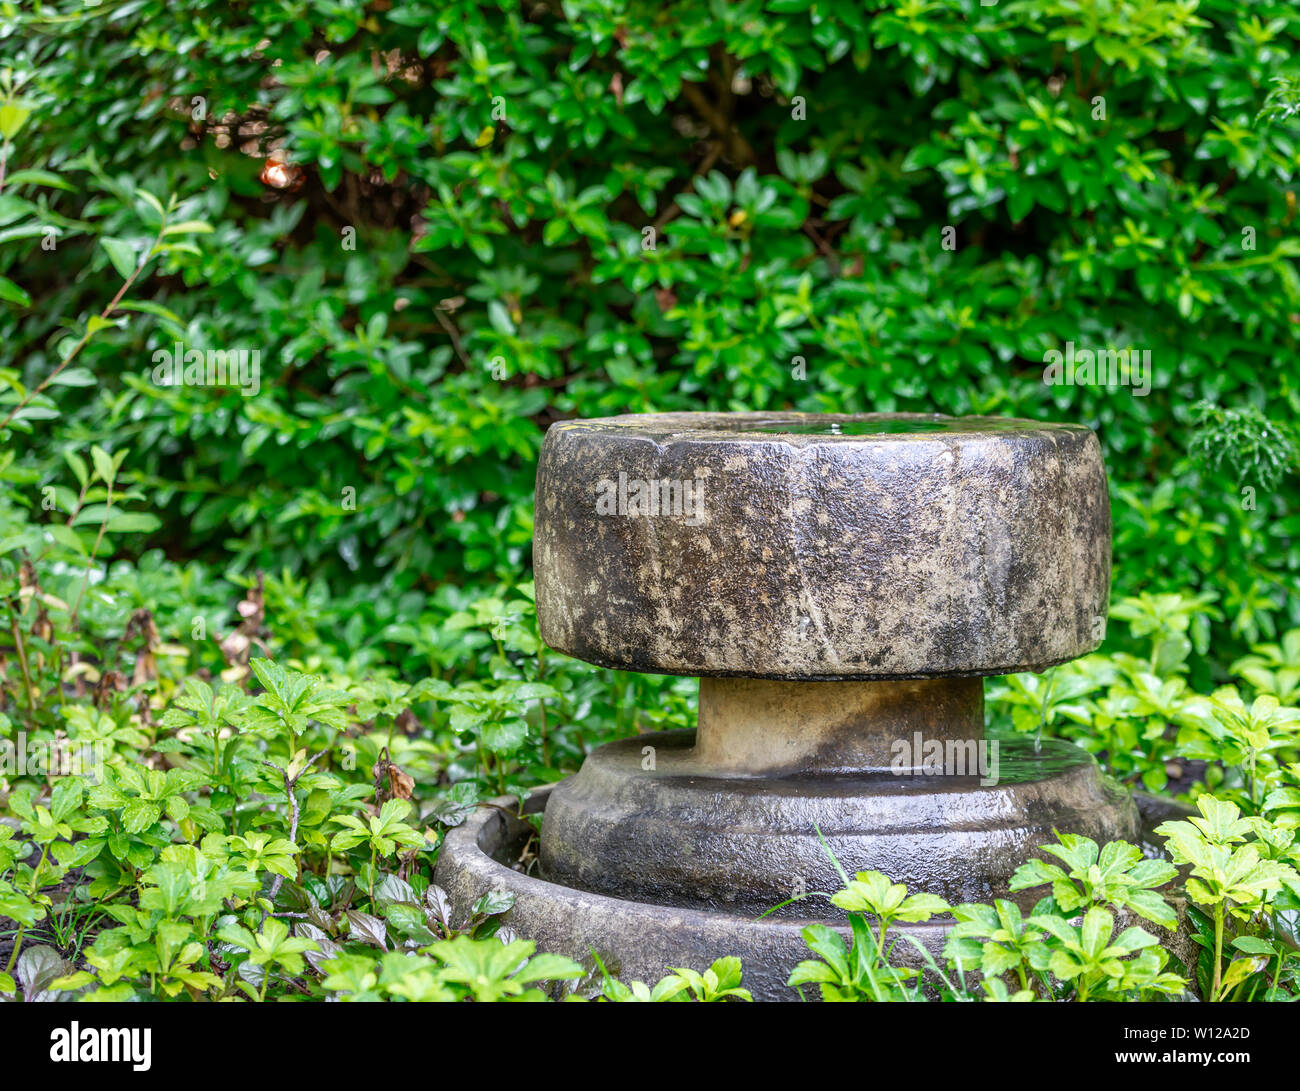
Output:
[
  {"xmin": 433, "ymin": 306, "xmax": 472, "ymax": 369},
  {"xmin": 259, "ymin": 750, "xmax": 324, "ymax": 927},
  {"xmin": 680, "ymin": 79, "xmax": 754, "ymax": 164},
  {"xmin": 7, "ymin": 606, "xmax": 36, "ymax": 727},
  {"xmin": 651, "ymin": 141, "xmax": 723, "ymax": 233},
  {"xmin": 1, "ymin": 217, "xmax": 169, "ymax": 431}
]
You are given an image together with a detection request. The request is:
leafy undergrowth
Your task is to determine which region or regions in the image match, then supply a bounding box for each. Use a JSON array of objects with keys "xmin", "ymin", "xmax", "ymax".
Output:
[
  {"xmin": 788, "ymin": 806, "xmax": 1300, "ymax": 1003},
  {"xmin": 1, "ymin": 541, "xmax": 1298, "ymax": 1000},
  {"xmin": 0, "ymin": 438, "xmax": 1297, "ymax": 1005}
]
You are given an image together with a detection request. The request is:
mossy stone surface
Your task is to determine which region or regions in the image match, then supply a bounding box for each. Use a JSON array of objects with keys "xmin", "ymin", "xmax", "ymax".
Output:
[{"xmin": 535, "ymin": 412, "xmax": 1111, "ymax": 680}]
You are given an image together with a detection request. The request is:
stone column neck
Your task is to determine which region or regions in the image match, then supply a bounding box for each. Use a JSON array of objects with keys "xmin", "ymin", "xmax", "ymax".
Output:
[{"xmin": 692, "ymin": 675, "xmax": 985, "ymax": 776}]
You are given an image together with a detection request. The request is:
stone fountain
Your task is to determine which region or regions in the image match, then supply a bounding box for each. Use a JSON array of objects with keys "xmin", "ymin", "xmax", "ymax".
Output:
[{"xmin": 435, "ymin": 412, "xmax": 1138, "ymax": 1000}]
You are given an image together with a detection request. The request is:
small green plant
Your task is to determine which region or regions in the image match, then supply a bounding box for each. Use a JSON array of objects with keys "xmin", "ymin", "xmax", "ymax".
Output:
[
  {"xmin": 796, "ymin": 855, "xmax": 1187, "ymax": 1003},
  {"xmin": 1009, "ymin": 832, "xmax": 1180, "ymax": 929},
  {"xmin": 1258, "ymin": 74, "xmax": 1300, "ymax": 126},
  {"xmin": 596, "ymin": 955, "xmax": 752, "ymax": 1003},
  {"xmin": 1155, "ymin": 796, "xmax": 1300, "ymax": 1001},
  {"xmin": 330, "ymin": 799, "xmax": 430, "ymax": 900},
  {"xmin": 1177, "ymin": 688, "xmax": 1300, "ymax": 812},
  {"xmin": 1189, "ymin": 402, "xmax": 1300, "ymax": 492},
  {"xmin": 319, "ymin": 936, "xmax": 583, "ymax": 1003},
  {"xmin": 948, "ymin": 834, "xmax": 1185, "ymax": 1001},
  {"xmin": 1026, "ymin": 907, "xmax": 1184, "ymax": 1002},
  {"xmin": 944, "ymin": 900, "xmax": 1048, "ymax": 996},
  {"xmin": 1233, "ymin": 629, "xmax": 1300, "ymax": 704},
  {"xmin": 787, "ymin": 918, "xmax": 931, "ymax": 1003},
  {"xmin": 420, "ymin": 935, "xmax": 583, "ymax": 1002}
]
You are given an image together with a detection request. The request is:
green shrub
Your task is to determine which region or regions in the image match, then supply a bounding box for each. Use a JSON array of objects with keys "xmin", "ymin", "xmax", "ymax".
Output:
[{"xmin": 1, "ymin": 0, "xmax": 1298, "ymax": 674}]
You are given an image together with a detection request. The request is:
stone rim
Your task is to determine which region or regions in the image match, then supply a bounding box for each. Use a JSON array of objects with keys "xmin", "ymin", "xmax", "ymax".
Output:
[
  {"xmin": 548, "ymin": 410, "xmax": 1096, "ymax": 442},
  {"xmin": 433, "ymin": 785, "xmax": 1192, "ymax": 1001}
]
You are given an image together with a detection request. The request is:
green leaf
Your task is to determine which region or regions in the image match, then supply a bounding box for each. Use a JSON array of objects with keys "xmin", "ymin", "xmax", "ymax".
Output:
[
  {"xmin": 1219, "ymin": 956, "xmax": 1268, "ymax": 995},
  {"xmin": 480, "ymin": 718, "xmax": 527, "ymax": 754},
  {"xmin": 161, "ymin": 220, "xmax": 213, "ymax": 236},
  {"xmin": 120, "ymin": 799, "xmax": 161, "ymax": 833},
  {"xmin": 105, "ymin": 512, "xmax": 162, "ymax": 533},
  {"xmin": 99, "ymin": 237, "xmax": 138, "ymax": 279},
  {"xmin": 0, "ymin": 275, "xmax": 31, "ymax": 307},
  {"xmin": 0, "ymin": 103, "xmax": 31, "ymax": 139},
  {"xmin": 5, "ymin": 169, "xmax": 73, "ymax": 191},
  {"xmin": 90, "ymin": 445, "xmax": 117, "ymax": 487},
  {"xmin": 47, "ymin": 367, "xmax": 96, "ymax": 387}
]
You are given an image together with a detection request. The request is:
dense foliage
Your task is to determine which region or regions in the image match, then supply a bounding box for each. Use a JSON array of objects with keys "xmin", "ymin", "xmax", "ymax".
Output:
[
  {"xmin": 2, "ymin": 0, "xmax": 1299, "ymax": 672},
  {"xmin": 1, "ymin": 0, "xmax": 1299, "ymax": 1002}
]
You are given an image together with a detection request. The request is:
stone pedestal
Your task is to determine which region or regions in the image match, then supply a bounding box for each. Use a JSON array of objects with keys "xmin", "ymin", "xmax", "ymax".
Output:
[{"xmin": 438, "ymin": 412, "xmax": 1141, "ymax": 998}]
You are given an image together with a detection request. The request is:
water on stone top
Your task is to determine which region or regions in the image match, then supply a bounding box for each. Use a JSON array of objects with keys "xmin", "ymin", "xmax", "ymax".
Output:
[{"xmin": 739, "ymin": 417, "xmax": 1045, "ymax": 435}]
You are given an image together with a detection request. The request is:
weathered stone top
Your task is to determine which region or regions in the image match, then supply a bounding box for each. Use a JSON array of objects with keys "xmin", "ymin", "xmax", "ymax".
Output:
[{"xmin": 534, "ymin": 412, "xmax": 1111, "ymax": 680}]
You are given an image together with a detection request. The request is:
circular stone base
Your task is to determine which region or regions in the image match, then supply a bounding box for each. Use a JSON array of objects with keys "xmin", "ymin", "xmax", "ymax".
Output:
[
  {"xmin": 539, "ymin": 730, "xmax": 1139, "ymax": 914},
  {"xmin": 434, "ymin": 787, "xmax": 1194, "ymax": 1002},
  {"xmin": 434, "ymin": 786, "xmax": 947, "ymax": 1001}
]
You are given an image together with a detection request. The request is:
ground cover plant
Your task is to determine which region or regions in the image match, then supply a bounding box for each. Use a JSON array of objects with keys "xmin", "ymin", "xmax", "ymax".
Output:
[
  {"xmin": 1, "ymin": 0, "xmax": 1298, "ymax": 1002},
  {"xmin": 0, "ymin": 555, "xmax": 1297, "ymax": 1002}
]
